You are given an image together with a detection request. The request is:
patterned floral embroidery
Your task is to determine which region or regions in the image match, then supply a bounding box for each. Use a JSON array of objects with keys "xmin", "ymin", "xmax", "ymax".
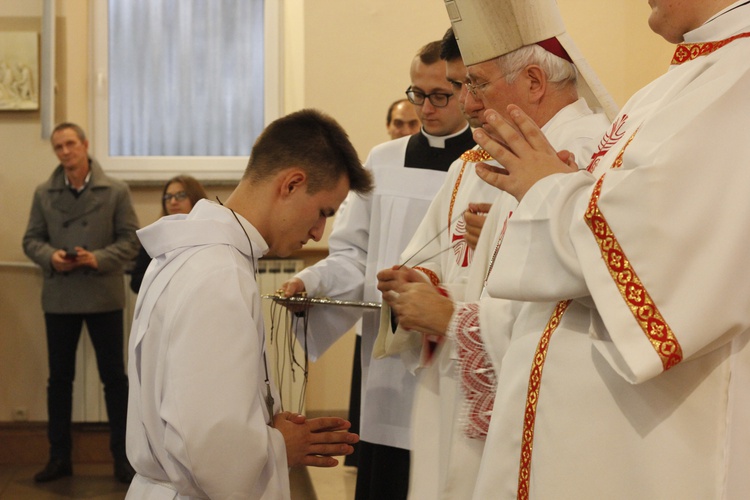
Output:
[
  {"xmin": 452, "ymin": 217, "xmax": 473, "ymax": 267},
  {"xmin": 584, "ymin": 130, "xmax": 683, "ymax": 371},
  {"xmin": 460, "ymin": 148, "xmax": 493, "ymax": 163},
  {"xmin": 517, "ymin": 300, "xmax": 571, "ymax": 500},
  {"xmin": 453, "ymin": 303, "xmax": 495, "ymax": 439},
  {"xmin": 448, "ymin": 159, "xmax": 473, "ymax": 268},
  {"xmin": 672, "ymin": 32, "xmax": 750, "ymax": 65},
  {"xmin": 586, "ymin": 114, "xmax": 629, "ymax": 173}
]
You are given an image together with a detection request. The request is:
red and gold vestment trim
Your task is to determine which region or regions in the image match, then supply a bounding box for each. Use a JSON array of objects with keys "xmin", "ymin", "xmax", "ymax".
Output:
[
  {"xmin": 584, "ymin": 130, "xmax": 683, "ymax": 371},
  {"xmin": 449, "ymin": 150, "xmax": 492, "ymax": 268},
  {"xmin": 513, "ymin": 27, "xmax": 749, "ymax": 500},
  {"xmin": 414, "ymin": 266, "xmax": 440, "ymax": 288},
  {"xmin": 459, "ymin": 148, "xmax": 493, "ymax": 163},
  {"xmin": 672, "ymin": 32, "xmax": 750, "ymax": 65},
  {"xmin": 448, "ymin": 161, "xmax": 468, "ymax": 228},
  {"xmin": 517, "ymin": 299, "xmax": 571, "ymax": 500},
  {"xmin": 449, "ymin": 147, "xmax": 492, "ymax": 228}
]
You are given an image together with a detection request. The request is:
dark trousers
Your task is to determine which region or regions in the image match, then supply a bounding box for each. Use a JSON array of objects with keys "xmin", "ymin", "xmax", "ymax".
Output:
[
  {"xmin": 44, "ymin": 311, "xmax": 129, "ymax": 462},
  {"xmin": 344, "ymin": 335, "xmax": 362, "ymax": 467},
  {"xmin": 355, "ymin": 440, "xmax": 410, "ymax": 500}
]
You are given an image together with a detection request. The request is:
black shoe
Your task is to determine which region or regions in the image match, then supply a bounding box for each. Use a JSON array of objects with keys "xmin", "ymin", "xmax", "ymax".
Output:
[
  {"xmin": 114, "ymin": 457, "xmax": 136, "ymax": 484},
  {"xmin": 34, "ymin": 458, "xmax": 72, "ymax": 483}
]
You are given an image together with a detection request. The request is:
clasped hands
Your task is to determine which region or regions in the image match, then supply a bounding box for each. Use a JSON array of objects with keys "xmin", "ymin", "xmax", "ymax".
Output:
[
  {"xmin": 376, "ymin": 266, "xmax": 454, "ymax": 338},
  {"xmin": 274, "ymin": 411, "xmax": 359, "ymax": 468}
]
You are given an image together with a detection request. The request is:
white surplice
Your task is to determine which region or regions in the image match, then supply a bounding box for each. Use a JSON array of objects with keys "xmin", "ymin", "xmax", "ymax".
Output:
[
  {"xmin": 398, "ymin": 99, "xmax": 610, "ymax": 500},
  {"xmin": 471, "ymin": 4, "xmax": 750, "ymax": 498},
  {"xmin": 126, "ymin": 200, "xmax": 289, "ymax": 500}
]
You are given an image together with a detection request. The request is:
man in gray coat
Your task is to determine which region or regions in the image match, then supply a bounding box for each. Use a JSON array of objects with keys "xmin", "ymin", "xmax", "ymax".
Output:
[{"xmin": 22, "ymin": 122, "xmax": 139, "ymax": 484}]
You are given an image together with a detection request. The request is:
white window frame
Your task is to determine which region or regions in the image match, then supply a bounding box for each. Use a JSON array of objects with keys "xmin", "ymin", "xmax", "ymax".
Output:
[{"xmin": 89, "ymin": 0, "xmax": 283, "ymax": 182}]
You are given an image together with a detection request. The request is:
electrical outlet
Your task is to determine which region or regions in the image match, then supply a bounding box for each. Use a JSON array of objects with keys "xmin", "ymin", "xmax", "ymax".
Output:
[{"xmin": 12, "ymin": 407, "xmax": 28, "ymax": 421}]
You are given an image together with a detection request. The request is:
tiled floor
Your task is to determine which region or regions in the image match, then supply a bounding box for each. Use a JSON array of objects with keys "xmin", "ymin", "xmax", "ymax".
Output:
[{"xmin": 0, "ymin": 462, "xmax": 356, "ymax": 499}]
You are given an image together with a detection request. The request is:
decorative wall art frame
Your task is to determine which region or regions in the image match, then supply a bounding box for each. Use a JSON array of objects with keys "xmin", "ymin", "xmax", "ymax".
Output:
[{"xmin": 0, "ymin": 31, "xmax": 39, "ymax": 111}]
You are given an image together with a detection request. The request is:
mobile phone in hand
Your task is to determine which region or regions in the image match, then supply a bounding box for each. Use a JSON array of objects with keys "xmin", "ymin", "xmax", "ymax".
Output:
[{"xmin": 64, "ymin": 250, "xmax": 78, "ymax": 261}]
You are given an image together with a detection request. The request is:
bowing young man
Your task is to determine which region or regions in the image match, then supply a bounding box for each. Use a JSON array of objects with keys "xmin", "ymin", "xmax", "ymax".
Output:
[{"xmin": 126, "ymin": 109, "xmax": 372, "ymax": 499}]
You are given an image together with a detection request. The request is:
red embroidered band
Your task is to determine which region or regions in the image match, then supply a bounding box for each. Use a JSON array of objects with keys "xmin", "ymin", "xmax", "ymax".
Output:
[
  {"xmin": 517, "ymin": 300, "xmax": 571, "ymax": 500},
  {"xmin": 584, "ymin": 130, "xmax": 683, "ymax": 371},
  {"xmin": 672, "ymin": 31, "xmax": 750, "ymax": 65},
  {"xmin": 414, "ymin": 266, "xmax": 440, "ymax": 288}
]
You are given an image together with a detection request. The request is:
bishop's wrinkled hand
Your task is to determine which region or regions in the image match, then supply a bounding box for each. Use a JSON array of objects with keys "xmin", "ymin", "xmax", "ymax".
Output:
[
  {"xmin": 474, "ymin": 106, "xmax": 576, "ymax": 201},
  {"xmin": 376, "ymin": 265, "xmax": 427, "ymax": 307},
  {"xmin": 390, "ymin": 282, "xmax": 455, "ymax": 338}
]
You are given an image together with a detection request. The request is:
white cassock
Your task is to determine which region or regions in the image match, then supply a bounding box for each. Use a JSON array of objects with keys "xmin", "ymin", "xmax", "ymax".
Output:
[
  {"xmin": 294, "ymin": 127, "xmax": 475, "ymax": 454},
  {"xmin": 463, "ymin": 3, "xmax": 750, "ymax": 498},
  {"xmin": 389, "ymin": 99, "xmax": 610, "ymax": 500},
  {"xmin": 126, "ymin": 200, "xmax": 289, "ymax": 500}
]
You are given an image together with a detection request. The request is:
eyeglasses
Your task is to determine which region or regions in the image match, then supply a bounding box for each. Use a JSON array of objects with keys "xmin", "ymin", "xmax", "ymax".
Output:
[
  {"xmin": 465, "ymin": 75, "xmax": 507, "ymax": 99},
  {"xmin": 163, "ymin": 191, "xmax": 188, "ymax": 202},
  {"xmin": 405, "ymin": 87, "xmax": 453, "ymax": 108}
]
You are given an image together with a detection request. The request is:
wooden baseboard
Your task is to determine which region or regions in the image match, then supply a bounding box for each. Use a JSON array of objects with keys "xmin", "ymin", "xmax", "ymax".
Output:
[{"xmin": 0, "ymin": 422, "xmax": 113, "ymax": 465}]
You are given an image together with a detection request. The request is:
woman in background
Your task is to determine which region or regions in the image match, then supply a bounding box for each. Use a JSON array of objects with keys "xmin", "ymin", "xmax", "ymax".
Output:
[{"xmin": 129, "ymin": 175, "xmax": 207, "ymax": 293}]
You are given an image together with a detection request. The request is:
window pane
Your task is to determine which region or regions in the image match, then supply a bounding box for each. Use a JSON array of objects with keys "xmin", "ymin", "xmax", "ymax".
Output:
[{"xmin": 108, "ymin": 0, "xmax": 264, "ymax": 156}]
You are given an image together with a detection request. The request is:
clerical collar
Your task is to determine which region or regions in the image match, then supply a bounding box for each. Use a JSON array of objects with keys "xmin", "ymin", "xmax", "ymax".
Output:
[
  {"xmin": 706, "ymin": 0, "xmax": 750, "ymax": 25},
  {"xmin": 684, "ymin": 0, "xmax": 750, "ymax": 43},
  {"xmin": 420, "ymin": 124, "xmax": 471, "ymax": 149},
  {"xmin": 64, "ymin": 167, "xmax": 92, "ymax": 193}
]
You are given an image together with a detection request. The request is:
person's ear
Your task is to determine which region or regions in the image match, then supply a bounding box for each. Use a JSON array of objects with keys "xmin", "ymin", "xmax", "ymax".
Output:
[
  {"xmin": 279, "ymin": 168, "xmax": 307, "ymax": 198},
  {"xmin": 525, "ymin": 65, "xmax": 547, "ymax": 105}
]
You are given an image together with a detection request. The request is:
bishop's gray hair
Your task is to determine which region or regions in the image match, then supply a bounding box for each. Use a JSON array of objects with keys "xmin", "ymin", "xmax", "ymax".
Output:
[{"xmin": 497, "ymin": 44, "xmax": 578, "ymax": 91}]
